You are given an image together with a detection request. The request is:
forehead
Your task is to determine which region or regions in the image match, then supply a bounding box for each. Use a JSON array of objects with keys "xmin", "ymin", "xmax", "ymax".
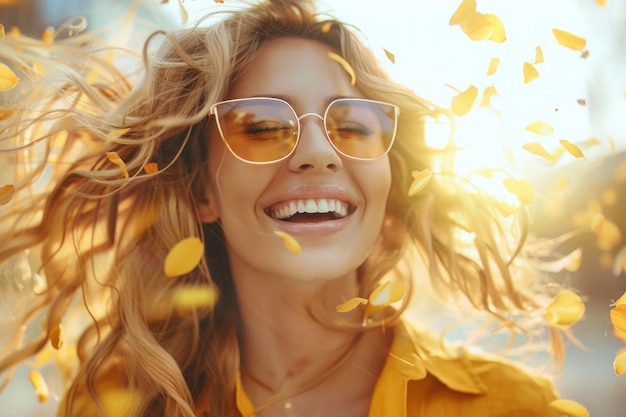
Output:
[{"xmin": 228, "ymin": 37, "xmax": 361, "ymax": 108}]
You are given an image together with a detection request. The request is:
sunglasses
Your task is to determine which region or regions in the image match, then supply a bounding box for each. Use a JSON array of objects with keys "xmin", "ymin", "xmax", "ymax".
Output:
[{"xmin": 209, "ymin": 97, "xmax": 400, "ymax": 164}]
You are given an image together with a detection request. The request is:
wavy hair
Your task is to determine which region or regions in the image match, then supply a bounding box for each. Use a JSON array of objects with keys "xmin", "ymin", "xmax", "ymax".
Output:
[{"xmin": 0, "ymin": 1, "xmax": 555, "ymax": 416}]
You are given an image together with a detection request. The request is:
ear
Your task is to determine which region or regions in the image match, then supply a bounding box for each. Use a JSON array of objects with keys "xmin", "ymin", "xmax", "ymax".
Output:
[{"xmin": 197, "ymin": 195, "xmax": 220, "ymax": 224}]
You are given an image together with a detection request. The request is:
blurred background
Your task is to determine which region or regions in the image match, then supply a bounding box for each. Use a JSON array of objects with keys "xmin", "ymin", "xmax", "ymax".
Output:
[{"xmin": 1, "ymin": 0, "xmax": 625, "ymax": 416}]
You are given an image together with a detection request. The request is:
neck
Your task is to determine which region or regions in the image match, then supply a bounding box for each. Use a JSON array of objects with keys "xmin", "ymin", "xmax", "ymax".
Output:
[{"xmin": 232, "ymin": 268, "xmax": 390, "ymax": 416}]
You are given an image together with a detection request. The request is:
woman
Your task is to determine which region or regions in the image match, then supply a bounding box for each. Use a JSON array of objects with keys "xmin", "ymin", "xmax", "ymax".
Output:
[{"xmin": 0, "ymin": 0, "xmax": 563, "ymax": 416}]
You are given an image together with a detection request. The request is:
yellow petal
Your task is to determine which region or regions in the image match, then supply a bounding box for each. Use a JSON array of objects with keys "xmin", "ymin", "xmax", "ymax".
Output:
[
  {"xmin": 602, "ymin": 188, "xmax": 617, "ymax": 206},
  {"xmin": 29, "ymin": 370, "xmax": 49, "ymax": 403},
  {"xmin": 0, "ymin": 184, "xmax": 16, "ymax": 205},
  {"xmin": 616, "ymin": 292, "xmax": 626, "ymax": 307},
  {"xmin": 177, "ymin": 0, "xmax": 189, "ymax": 24},
  {"xmin": 461, "ymin": 12, "xmax": 494, "ymax": 41},
  {"xmin": 369, "ymin": 281, "xmax": 406, "ymax": 307},
  {"xmin": 483, "ymin": 14, "xmax": 506, "ymax": 43},
  {"xmin": 479, "ymin": 85, "xmax": 499, "ymax": 107},
  {"xmin": 548, "ymin": 399, "xmax": 589, "ymax": 417},
  {"xmin": 451, "ymin": 85, "xmax": 478, "ymax": 116},
  {"xmin": 486, "ymin": 57, "xmax": 500, "ymax": 76},
  {"xmin": 610, "ymin": 304, "xmax": 626, "ymax": 342},
  {"xmin": 100, "ymin": 387, "xmax": 140, "ymax": 417},
  {"xmin": 0, "ymin": 63, "xmax": 19, "ymax": 91},
  {"xmin": 591, "ymin": 214, "xmax": 622, "ymax": 251},
  {"xmin": 408, "ymin": 169, "xmax": 432, "ymax": 196},
  {"xmin": 495, "ymin": 200, "xmax": 520, "ymax": 217},
  {"xmin": 321, "ymin": 22, "xmax": 332, "ymax": 33},
  {"xmin": 524, "ymin": 120, "xmax": 554, "ymax": 136},
  {"xmin": 336, "ymin": 297, "xmax": 369, "ymax": 313},
  {"xmin": 274, "ymin": 230, "xmax": 301, "ymax": 255},
  {"xmin": 143, "ymin": 162, "xmax": 159, "ymax": 174},
  {"xmin": 50, "ymin": 323, "xmax": 63, "ymax": 350},
  {"xmin": 559, "ymin": 139, "xmax": 585, "ymax": 159},
  {"xmin": 552, "ymin": 175, "xmax": 570, "ymax": 192},
  {"xmin": 543, "ymin": 289, "xmax": 585, "ymax": 328},
  {"xmin": 502, "ymin": 177, "xmax": 535, "ymax": 205},
  {"xmin": 523, "ymin": 62, "xmax": 539, "ymax": 83},
  {"xmin": 584, "ymin": 137, "xmax": 601, "ymax": 147},
  {"xmin": 534, "ymin": 46, "xmax": 544, "ymax": 64},
  {"xmin": 163, "ymin": 237, "xmax": 204, "ymax": 277},
  {"xmin": 594, "ymin": 0, "xmax": 607, "ymax": 5},
  {"xmin": 106, "ymin": 151, "xmax": 129, "ymax": 179},
  {"xmin": 552, "ymin": 28, "xmax": 587, "ymax": 51},
  {"xmin": 328, "ymin": 51, "xmax": 356, "ymax": 86},
  {"xmin": 42, "ymin": 26, "xmax": 54, "ymax": 43},
  {"xmin": 522, "ymin": 142, "xmax": 553, "ymax": 161},
  {"xmin": 614, "ymin": 248, "xmax": 626, "ymax": 276},
  {"xmin": 449, "ymin": 0, "xmax": 476, "ymax": 26},
  {"xmin": 172, "ymin": 285, "xmax": 218, "ymax": 312},
  {"xmin": 383, "ymin": 48, "xmax": 395, "ymax": 64},
  {"xmin": 614, "ymin": 351, "xmax": 626, "ymax": 375}
]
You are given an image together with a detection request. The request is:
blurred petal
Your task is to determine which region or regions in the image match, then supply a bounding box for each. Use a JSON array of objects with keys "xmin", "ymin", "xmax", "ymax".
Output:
[
  {"xmin": 534, "ymin": 46, "xmax": 544, "ymax": 64},
  {"xmin": 42, "ymin": 26, "xmax": 54, "ymax": 43},
  {"xmin": 0, "ymin": 184, "xmax": 16, "ymax": 205},
  {"xmin": 540, "ymin": 248, "xmax": 583, "ymax": 273},
  {"xmin": 615, "ymin": 351, "xmax": 626, "ymax": 376},
  {"xmin": 274, "ymin": 230, "xmax": 301, "ymax": 255},
  {"xmin": 613, "ymin": 247, "xmax": 626, "ymax": 276},
  {"xmin": 29, "ymin": 370, "xmax": 49, "ymax": 403},
  {"xmin": 50, "ymin": 323, "xmax": 63, "ymax": 349},
  {"xmin": 408, "ymin": 169, "xmax": 432, "ymax": 196},
  {"xmin": 0, "ymin": 63, "xmax": 19, "ymax": 91},
  {"xmin": 525, "ymin": 120, "xmax": 554, "ymax": 136},
  {"xmin": 559, "ymin": 139, "xmax": 585, "ymax": 159},
  {"xmin": 544, "ymin": 289, "xmax": 585, "ymax": 328},
  {"xmin": 495, "ymin": 200, "xmax": 520, "ymax": 217},
  {"xmin": 486, "ymin": 57, "xmax": 500, "ymax": 75},
  {"xmin": 548, "ymin": 399, "xmax": 589, "ymax": 417},
  {"xmin": 503, "ymin": 177, "xmax": 535, "ymax": 205},
  {"xmin": 611, "ymin": 304, "xmax": 626, "ymax": 342},
  {"xmin": 552, "ymin": 28, "xmax": 587, "ymax": 51},
  {"xmin": 321, "ymin": 22, "xmax": 332, "ymax": 33},
  {"xmin": 383, "ymin": 48, "xmax": 395, "ymax": 64},
  {"xmin": 479, "ymin": 85, "xmax": 499, "ymax": 107},
  {"xmin": 449, "ymin": 0, "xmax": 476, "ymax": 26},
  {"xmin": 328, "ymin": 51, "xmax": 356, "ymax": 86},
  {"xmin": 594, "ymin": 0, "xmax": 607, "ymax": 5},
  {"xmin": 522, "ymin": 142, "xmax": 554, "ymax": 161},
  {"xmin": 369, "ymin": 281, "xmax": 406, "ymax": 306},
  {"xmin": 163, "ymin": 237, "xmax": 204, "ymax": 277},
  {"xmin": 591, "ymin": 214, "xmax": 622, "ymax": 251},
  {"xmin": 177, "ymin": 0, "xmax": 189, "ymax": 24},
  {"xmin": 451, "ymin": 85, "xmax": 478, "ymax": 116},
  {"xmin": 336, "ymin": 297, "xmax": 368, "ymax": 313},
  {"xmin": 523, "ymin": 62, "xmax": 539, "ymax": 83},
  {"xmin": 143, "ymin": 163, "xmax": 159, "ymax": 174},
  {"xmin": 172, "ymin": 285, "xmax": 218, "ymax": 312},
  {"xmin": 106, "ymin": 151, "xmax": 129, "ymax": 179}
]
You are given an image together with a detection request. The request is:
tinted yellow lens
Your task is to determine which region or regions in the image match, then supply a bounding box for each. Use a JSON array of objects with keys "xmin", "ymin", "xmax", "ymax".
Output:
[
  {"xmin": 326, "ymin": 100, "xmax": 395, "ymax": 159},
  {"xmin": 215, "ymin": 99, "xmax": 298, "ymax": 162}
]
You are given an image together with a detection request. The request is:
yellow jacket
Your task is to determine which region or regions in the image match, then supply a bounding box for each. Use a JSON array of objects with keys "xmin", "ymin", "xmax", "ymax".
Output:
[{"xmin": 230, "ymin": 320, "xmax": 561, "ymax": 417}]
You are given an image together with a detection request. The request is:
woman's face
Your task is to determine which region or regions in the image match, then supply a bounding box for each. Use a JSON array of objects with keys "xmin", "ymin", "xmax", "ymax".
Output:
[{"xmin": 204, "ymin": 37, "xmax": 392, "ymax": 283}]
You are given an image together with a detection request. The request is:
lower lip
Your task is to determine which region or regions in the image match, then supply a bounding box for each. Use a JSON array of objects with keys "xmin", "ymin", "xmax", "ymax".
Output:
[{"xmin": 269, "ymin": 213, "xmax": 353, "ymax": 236}]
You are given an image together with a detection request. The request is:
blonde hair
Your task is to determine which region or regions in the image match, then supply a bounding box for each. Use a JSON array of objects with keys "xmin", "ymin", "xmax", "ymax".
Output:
[{"xmin": 0, "ymin": 1, "xmax": 555, "ymax": 416}]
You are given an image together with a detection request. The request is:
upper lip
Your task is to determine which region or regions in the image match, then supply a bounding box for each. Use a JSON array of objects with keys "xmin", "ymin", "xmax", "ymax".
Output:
[{"xmin": 263, "ymin": 185, "xmax": 357, "ymax": 219}]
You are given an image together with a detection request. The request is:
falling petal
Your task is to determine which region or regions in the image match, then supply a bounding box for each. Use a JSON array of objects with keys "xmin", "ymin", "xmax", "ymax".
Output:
[
  {"xmin": 601, "ymin": 189, "xmax": 617, "ymax": 206},
  {"xmin": 336, "ymin": 297, "xmax": 368, "ymax": 313},
  {"xmin": 612, "ymin": 247, "xmax": 626, "ymax": 276},
  {"xmin": 0, "ymin": 184, "xmax": 16, "ymax": 205},
  {"xmin": 540, "ymin": 248, "xmax": 583, "ymax": 273},
  {"xmin": 483, "ymin": 14, "xmax": 506, "ymax": 43},
  {"xmin": 615, "ymin": 351, "xmax": 626, "ymax": 376},
  {"xmin": 163, "ymin": 237, "xmax": 204, "ymax": 277},
  {"xmin": 383, "ymin": 48, "xmax": 395, "ymax": 64},
  {"xmin": 461, "ymin": 12, "xmax": 494, "ymax": 41},
  {"xmin": 0, "ymin": 63, "xmax": 19, "ymax": 91},
  {"xmin": 611, "ymin": 305, "xmax": 626, "ymax": 342},
  {"xmin": 328, "ymin": 51, "xmax": 356, "ymax": 86},
  {"xmin": 525, "ymin": 120, "xmax": 554, "ymax": 136},
  {"xmin": 486, "ymin": 57, "xmax": 500, "ymax": 75},
  {"xmin": 29, "ymin": 370, "xmax": 49, "ymax": 403},
  {"xmin": 594, "ymin": 0, "xmax": 607, "ymax": 5},
  {"xmin": 32, "ymin": 63, "xmax": 44, "ymax": 75},
  {"xmin": 522, "ymin": 142, "xmax": 553, "ymax": 161},
  {"xmin": 0, "ymin": 24, "xmax": 4, "ymax": 41},
  {"xmin": 548, "ymin": 399, "xmax": 589, "ymax": 417},
  {"xmin": 591, "ymin": 214, "xmax": 622, "ymax": 251},
  {"xmin": 523, "ymin": 62, "xmax": 539, "ymax": 83},
  {"xmin": 449, "ymin": 0, "xmax": 477, "ymax": 26},
  {"xmin": 616, "ymin": 292, "xmax": 626, "ymax": 306},
  {"xmin": 451, "ymin": 85, "xmax": 478, "ymax": 116},
  {"xmin": 544, "ymin": 289, "xmax": 585, "ymax": 328},
  {"xmin": 42, "ymin": 26, "xmax": 54, "ymax": 43},
  {"xmin": 479, "ymin": 85, "xmax": 499, "ymax": 107},
  {"xmin": 177, "ymin": 0, "xmax": 189, "ymax": 24},
  {"xmin": 577, "ymin": 99, "xmax": 586, "ymax": 106},
  {"xmin": 503, "ymin": 177, "xmax": 535, "ymax": 205},
  {"xmin": 50, "ymin": 323, "xmax": 63, "ymax": 350},
  {"xmin": 552, "ymin": 28, "xmax": 587, "ymax": 51},
  {"xmin": 559, "ymin": 140, "xmax": 585, "ymax": 159},
  {"xmin": 495, "ymin": 200, "xmax": 519, "ymax": 217},
  {"xmin": 321, "ymin": 22, "xmax": 332, "ymax": 33},
  {"xmin": 408, "ymin": 169, "xmax": 432, "ymax": 196},
  {"xmin": 106, "ymin": 151, "xmax": 129, "ymax": 179},
  {"xmin": 534, "ymin": 46, "xmax": 544, "ymax": 64},
  {"xmin": 552, "ymin": 175, "xmax": 570, "ymax": 192},
  {"xmin": 274, "ymin": 230, "xmax": 301, "ymax": 255},
  {"xmin": 369, "ymin": 281, "xmax": 406, "ymax": 307},
  {"xmin": 172, "ymin": 285, "xmax": 218, "ymax": 312},
  {"xmin": 584, "ymin": 137, "xmax": 601, "ymax": 148},
  {"xmin": 143, "ymin": 163, "xmax": 159, "ymax": 174}
]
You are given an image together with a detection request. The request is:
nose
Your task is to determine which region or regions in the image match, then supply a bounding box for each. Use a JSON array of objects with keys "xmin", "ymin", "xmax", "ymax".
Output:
[{"xmin": 287, "ymin": 114, "xmax": 343, "ymax": 172}]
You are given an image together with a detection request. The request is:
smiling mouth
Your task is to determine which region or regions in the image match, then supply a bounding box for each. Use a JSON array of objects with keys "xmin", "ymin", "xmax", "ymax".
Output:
[{"xmin": 266, "ymin": 198, "xmax": 351, "ymax": 223}]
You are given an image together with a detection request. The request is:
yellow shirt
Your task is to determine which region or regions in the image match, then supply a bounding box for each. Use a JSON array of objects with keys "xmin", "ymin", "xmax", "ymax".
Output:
[{"xmin": 232, "ymin": 320, "xmax": 561, "ymax": 417}]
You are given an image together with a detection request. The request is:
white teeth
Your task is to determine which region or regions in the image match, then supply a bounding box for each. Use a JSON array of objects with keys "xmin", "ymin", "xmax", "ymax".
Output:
[{"xmin": 270, "ymin": 198, "xmax": 349, "ymax": 220}]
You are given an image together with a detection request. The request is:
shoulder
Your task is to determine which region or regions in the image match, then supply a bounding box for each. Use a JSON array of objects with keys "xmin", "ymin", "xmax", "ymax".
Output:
[{"xmin": 396, "ymin": 321, "xmax": 561, "ymax": 416}]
